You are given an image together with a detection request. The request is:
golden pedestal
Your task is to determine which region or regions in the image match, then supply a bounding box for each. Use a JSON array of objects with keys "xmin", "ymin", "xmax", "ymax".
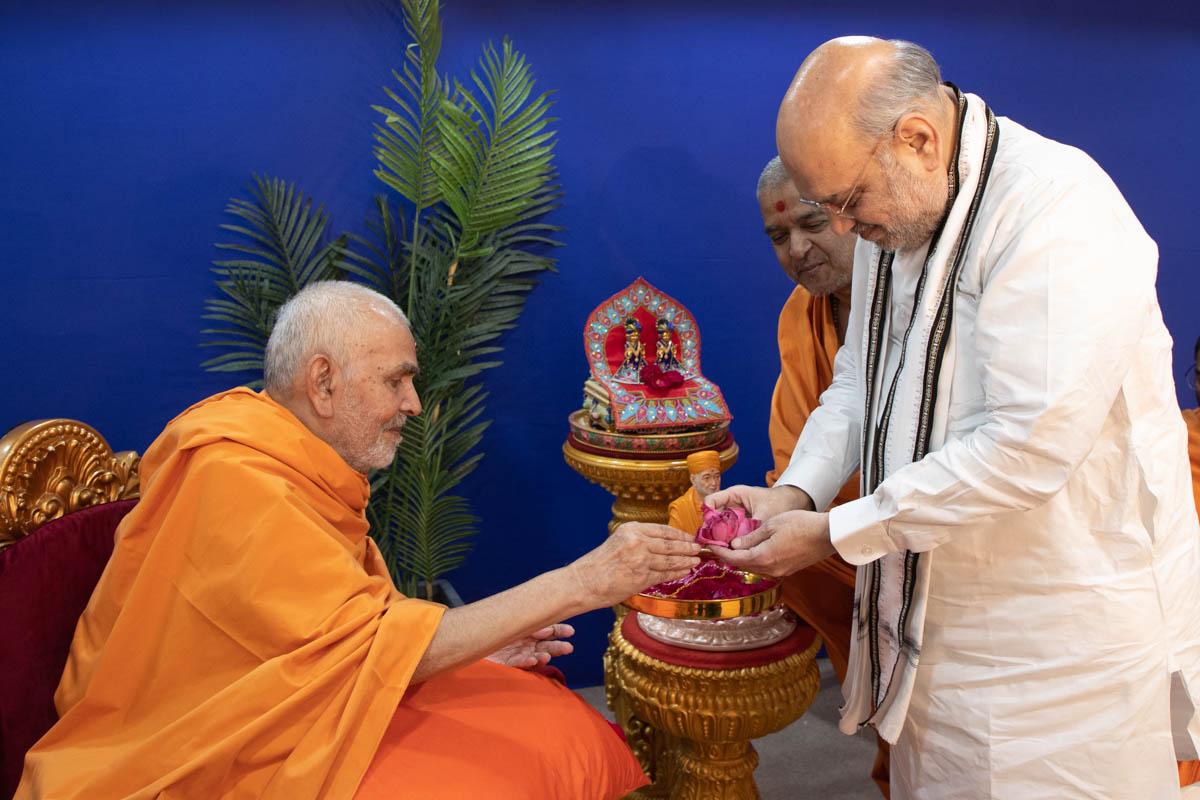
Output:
[
  {"xmin": 566, "ymin": 429, "xmax": 819, "ymax": 797},
  {"xmin": 561, "ymin": 437, "xmax": 738, "ymax": 534},
  {"xmin": 606, "ymin": 614, "xmax": 822, "ymax": 799}
]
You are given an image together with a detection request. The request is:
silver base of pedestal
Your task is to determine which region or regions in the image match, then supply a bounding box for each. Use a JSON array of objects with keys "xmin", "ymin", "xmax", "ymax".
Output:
[{"xmin": 636, "ymin": 605, "xmax": 797, "ymax": 651}]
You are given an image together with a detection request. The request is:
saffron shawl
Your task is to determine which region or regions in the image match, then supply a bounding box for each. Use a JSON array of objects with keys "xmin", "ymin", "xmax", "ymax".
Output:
[{"xmin": 18, "ymin": 389, "xmax": 445, "ymax": 799}]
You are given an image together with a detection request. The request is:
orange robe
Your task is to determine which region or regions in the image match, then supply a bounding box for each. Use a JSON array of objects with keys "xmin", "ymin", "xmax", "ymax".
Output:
[
  {"xmin": 667, "ymin": 486, "xmax": 704, "ymax": 534},
  {"xmin": 768, "ymin": 286, "xmax": 889, "ymax": 798},
  {"xmin": 767, "ymin": 287, "xmax": 859, "ymax": 676},
  {"xmin": 1180, "ymin": 408, "xmax": 1200, "ymax": 788},
  {"xmin": 17, "ymin": 389, "xmax": 446, "ymax": 799},
  {"xmin": 17, "ymin": 389, "xmax": 645, "ymax": 799},
  {"xmin": 359, "ymin": 659, "xmax": 643, "ymax": 799},
  {"xmin": 1185, "ymin": 408, "xmax": 1200, "ymax": 513}
]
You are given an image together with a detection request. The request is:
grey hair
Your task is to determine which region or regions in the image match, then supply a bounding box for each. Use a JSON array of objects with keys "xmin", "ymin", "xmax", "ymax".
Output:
[
  {"xmin": 263, "ymin": 281, "xmax": 409, "ymax": 397},
  {"xmin": 851, "ymin": 40, "xmax": 943, "ymax": 142},
  {"xmin": 756, "ymin": 156, "xmax": 791, "ymax": 200}
]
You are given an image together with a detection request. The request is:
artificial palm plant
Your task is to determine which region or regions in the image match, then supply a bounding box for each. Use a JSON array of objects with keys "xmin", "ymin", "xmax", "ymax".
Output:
[{"xmin": 201, "ymin": 0, "xmax": 561, "ymax": 599}]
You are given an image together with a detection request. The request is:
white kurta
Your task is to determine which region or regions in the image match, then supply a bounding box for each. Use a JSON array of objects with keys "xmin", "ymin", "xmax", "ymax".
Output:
[{"xmin": 779, "ymin": 112, "xmax": 1200, "ymax": 799}]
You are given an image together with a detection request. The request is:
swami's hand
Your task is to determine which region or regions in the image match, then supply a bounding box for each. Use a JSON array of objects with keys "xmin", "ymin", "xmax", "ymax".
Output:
[
  {"xmin": 487, "ymin": 623, "xmax": 575, "ymax": 669},
  {"xmin": 705, "ymin": 483, "xmax": 814, "ymax": 521},
  {"xmin": 710, "ymin": 509, "xmax": 835, "ymax": 578},
  {"xmin": 568, "ymin": 523, "xmax": 701, "ymax": 607}
]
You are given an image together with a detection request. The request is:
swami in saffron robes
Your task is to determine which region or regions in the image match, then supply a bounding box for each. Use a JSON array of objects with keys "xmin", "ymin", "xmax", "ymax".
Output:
[
  {"xmin": 16, "ymin": 388, "xmax": 646, "ymax": 799},
  {"xmin": 1186, "ymin": 406, "xmax": 1200, "ymax": 513},
  {"xmin": 767, "ymin": 285, "xmax": 892, "ymax": 797},
  {"xmin": 767, "ymin": 286, "xmax": 860, "ymax": 678},
  {"xmin": 667, "ymin": 450, "xmax": 723, "ymax": 536}
]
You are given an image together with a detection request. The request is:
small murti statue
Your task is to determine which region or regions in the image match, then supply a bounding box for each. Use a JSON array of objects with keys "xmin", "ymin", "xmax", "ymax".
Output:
[
  {"xmin": 654, "ymin": 317, "xmax": 682, "ymax": 372},
  {"xmin": 616, "ymin": 317, "xmax": 647, "ymax": 382},
  {"xmin": 667, "ymin": 450, "xmax": 721, "ymax": 535}
]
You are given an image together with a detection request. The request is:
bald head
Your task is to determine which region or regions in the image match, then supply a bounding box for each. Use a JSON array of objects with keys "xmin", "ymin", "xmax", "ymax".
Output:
[
  {"xmin": 779, "ymin": 37, "xmax": 946, "ymax": 185},
  {"xmin": 776, "ymin": 37, "xmax": 955, "ymax": 251},
  {"xmin": 783, "ymin": 37, "xmax": 899, "ymax": 147}
]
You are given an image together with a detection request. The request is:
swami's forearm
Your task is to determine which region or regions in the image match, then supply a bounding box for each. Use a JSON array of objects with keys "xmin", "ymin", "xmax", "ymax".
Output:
[{"xmin": 410, "ymin": 567, "xmax": 589, "ymax": 683}]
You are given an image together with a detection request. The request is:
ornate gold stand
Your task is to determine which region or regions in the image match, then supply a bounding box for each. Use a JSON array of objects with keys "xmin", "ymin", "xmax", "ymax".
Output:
[
  {"xmin": 607, "ymin": 617, "xmax": 822, "ymax": 799},
  {"xmin": 561, "ymin": 438, "xmax": 738, "ymax": 534}
]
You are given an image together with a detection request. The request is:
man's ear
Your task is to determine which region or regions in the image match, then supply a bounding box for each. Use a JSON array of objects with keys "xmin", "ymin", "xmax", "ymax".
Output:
[
  {"xmin": 305, "ymin": 354, "xmax": 338, "ymax": 419},
  {"xmin": 893, "ymin": 111, "xmax": 943, "ymax": 173}
]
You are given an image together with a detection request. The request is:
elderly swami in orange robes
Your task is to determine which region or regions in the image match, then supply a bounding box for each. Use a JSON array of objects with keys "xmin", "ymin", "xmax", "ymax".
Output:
[
  {"xmin": 17, "ymin": 282, "xmax": 702, "ymax": 800},
  {"xmin": 758, "ymin": 156, "xmax": 889, "ymax": 796},
  {"xmin": 1182, "ymin": 335, "xmax": 1200, "ymax": 788},
  {"xmin": 667, "ymin": 450, "xmax": 722, "ymax": 534},
  {"xmin": 1185, "ymin": 335, "xmax": 1200, "ymax": 513}
]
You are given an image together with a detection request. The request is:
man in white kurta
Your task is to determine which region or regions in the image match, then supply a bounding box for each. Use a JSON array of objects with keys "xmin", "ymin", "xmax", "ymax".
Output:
[{"xmin": 712, "ymin": 37, "xmax": 1200, "ymax": 799}]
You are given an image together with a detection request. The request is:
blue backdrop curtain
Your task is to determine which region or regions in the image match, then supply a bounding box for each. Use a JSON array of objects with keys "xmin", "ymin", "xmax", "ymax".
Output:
[{"xmin": 3, "ymin": 0, "xmax": 1197, "ymax": 685}]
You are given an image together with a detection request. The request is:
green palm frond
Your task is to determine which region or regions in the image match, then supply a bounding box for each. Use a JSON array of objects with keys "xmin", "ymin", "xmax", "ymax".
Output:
[
  {"xmin": 204, "ymin": 2, "xmax": 565, "ymax": 597},
  {"xmin": 369, "ymin": 379, "xmax": 489, "ymax": 599},
  {"xmin": 371, "ymin": 0, "xmax": 449, "ymax": 321},
  {"xmin": 201, "ymin": 175, "xmax": 345, "ymax": 386},
  {"xmin": 433, "ymin": 38, "xmax": 560, "ymax": 256},
  {"xmin": 372, "ymin": 0, "xmax": 444, "ymax": 217},
  {"xmin": 337, "ymin": 195, "xmax": 409, "ymax": 300},
  {"xmin": 367, "ymin": 23, "xmax": 567, "ymax": 597}
]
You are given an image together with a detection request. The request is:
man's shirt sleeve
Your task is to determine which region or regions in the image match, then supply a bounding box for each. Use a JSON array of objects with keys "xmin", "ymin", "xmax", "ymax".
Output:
[{"xmin": 813, "ymin": 170, "xmax": 1158, "ymax": 564}]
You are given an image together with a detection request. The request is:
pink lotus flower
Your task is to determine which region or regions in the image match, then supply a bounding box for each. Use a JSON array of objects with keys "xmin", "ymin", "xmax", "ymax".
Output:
[{"xmin": 695, "ymin": 504, "xmax": 761, "ymax": 548}]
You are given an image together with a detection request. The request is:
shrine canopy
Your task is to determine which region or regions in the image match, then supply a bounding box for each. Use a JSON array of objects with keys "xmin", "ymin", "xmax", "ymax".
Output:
[{"xmin": 583, "ymin": 277, "xmax": 732, "ymax": 431}]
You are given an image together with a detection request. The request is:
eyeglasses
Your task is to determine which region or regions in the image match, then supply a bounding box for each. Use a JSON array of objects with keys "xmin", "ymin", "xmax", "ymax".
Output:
[{"xmin": 796, "ymin": 127, "xmax": 891, "ymax": 220}]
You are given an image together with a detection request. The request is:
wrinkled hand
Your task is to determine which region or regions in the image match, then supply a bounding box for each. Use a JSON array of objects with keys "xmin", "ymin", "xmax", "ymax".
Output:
[
  {"xmin": 710, "ymin": 509, "xmax": 835, "ymax": 578},
  {"xmin": 568, "ymin": 523, "xmax": 702, "ymax": 607},
  {"xmin": 487, "ymin": 623, "xmax": 575, "ymax": 669},
  {"xmin": 704, "ymin": 483, "xmax": 814, "ymax": 522}
]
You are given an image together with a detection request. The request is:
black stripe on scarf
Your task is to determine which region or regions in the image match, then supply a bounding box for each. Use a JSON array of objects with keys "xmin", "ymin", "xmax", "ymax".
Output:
[{"xmin": 857, "ymin": 88, "xmax": 1001, "ymax": 719}]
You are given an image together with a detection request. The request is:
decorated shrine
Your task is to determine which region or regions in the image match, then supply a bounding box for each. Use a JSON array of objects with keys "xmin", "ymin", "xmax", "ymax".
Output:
[{"xmin": 581, "ymin": 277, "xmax": 731, "ymax": 434}]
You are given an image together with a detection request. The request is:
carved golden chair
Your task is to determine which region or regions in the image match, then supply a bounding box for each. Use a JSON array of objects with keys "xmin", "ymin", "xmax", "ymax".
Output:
[
  {"xmin": 0, "ymin": 419, "xmax": 140, "ymax": 549},
  {"xmin": 0, "ymin": 419, "xmax": 141, "ymax": 796}
]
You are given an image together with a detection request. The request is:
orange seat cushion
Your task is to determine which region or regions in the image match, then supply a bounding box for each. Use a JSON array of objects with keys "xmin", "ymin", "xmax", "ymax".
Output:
[{"xmin": 356, "ymin": 659, "xmax": 646, "ymax": 800}]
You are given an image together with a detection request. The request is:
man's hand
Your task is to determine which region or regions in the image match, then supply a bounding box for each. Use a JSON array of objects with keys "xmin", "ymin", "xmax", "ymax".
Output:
[
  {"xmin": 710, "ymin": 509, "xmax": 835, "ymax": 578},
  {"xmin": 705, "ymin": 483, "xmax": 814, "ymax": 521},
  {"xmin": 567, "ymin": 523, "xmax": 701, "ymax": 606},
  {"xmin": 486, "ymin": 623, "xmax": 575, "ymax": 669}
]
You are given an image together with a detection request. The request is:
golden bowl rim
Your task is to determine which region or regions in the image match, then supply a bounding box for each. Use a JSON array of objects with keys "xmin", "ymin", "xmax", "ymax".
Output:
[{"xmin": 622, "ymin": 577, "xmax": 781, "ymax": 620}]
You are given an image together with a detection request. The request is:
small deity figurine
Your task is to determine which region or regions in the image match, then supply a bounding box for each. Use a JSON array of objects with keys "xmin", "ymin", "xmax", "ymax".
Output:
[
  {"xmin": 654, "ymin": 317, "xmax": 682, "ymax": 371},
  {"xmin": 616, "ymin": 317, "xmax": 647, "ymax": 381},
  {"xmin": 667, "ymin": 450, "xmax": 721, "ymax": 535}
]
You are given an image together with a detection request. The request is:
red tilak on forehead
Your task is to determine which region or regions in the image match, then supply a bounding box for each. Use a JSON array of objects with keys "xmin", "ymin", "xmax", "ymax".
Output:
[{"xmin": 774, "ymin": 201, "xmax": 786, "ymax": 212}]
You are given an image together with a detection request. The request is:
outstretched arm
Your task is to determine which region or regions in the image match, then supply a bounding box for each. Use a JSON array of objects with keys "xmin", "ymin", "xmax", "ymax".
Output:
[
  {"xmin": 410, "ymin": 523, "xmax": 701, "ymax": 683},
  {"xmin": 829, "ymin": 175, "xmax": 1159, "ymax": 564}
]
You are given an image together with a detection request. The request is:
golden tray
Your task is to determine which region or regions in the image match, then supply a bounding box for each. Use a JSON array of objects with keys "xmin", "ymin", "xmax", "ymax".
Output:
[{"xmin": 623, "ymin": 572, "xmax": 781, "ymax": 620}]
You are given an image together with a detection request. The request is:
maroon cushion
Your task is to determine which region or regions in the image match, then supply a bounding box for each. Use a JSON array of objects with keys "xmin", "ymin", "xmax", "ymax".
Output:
[{"xmin": 0, "ymin": 499, "xmax": 136, "ymax": 798}]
